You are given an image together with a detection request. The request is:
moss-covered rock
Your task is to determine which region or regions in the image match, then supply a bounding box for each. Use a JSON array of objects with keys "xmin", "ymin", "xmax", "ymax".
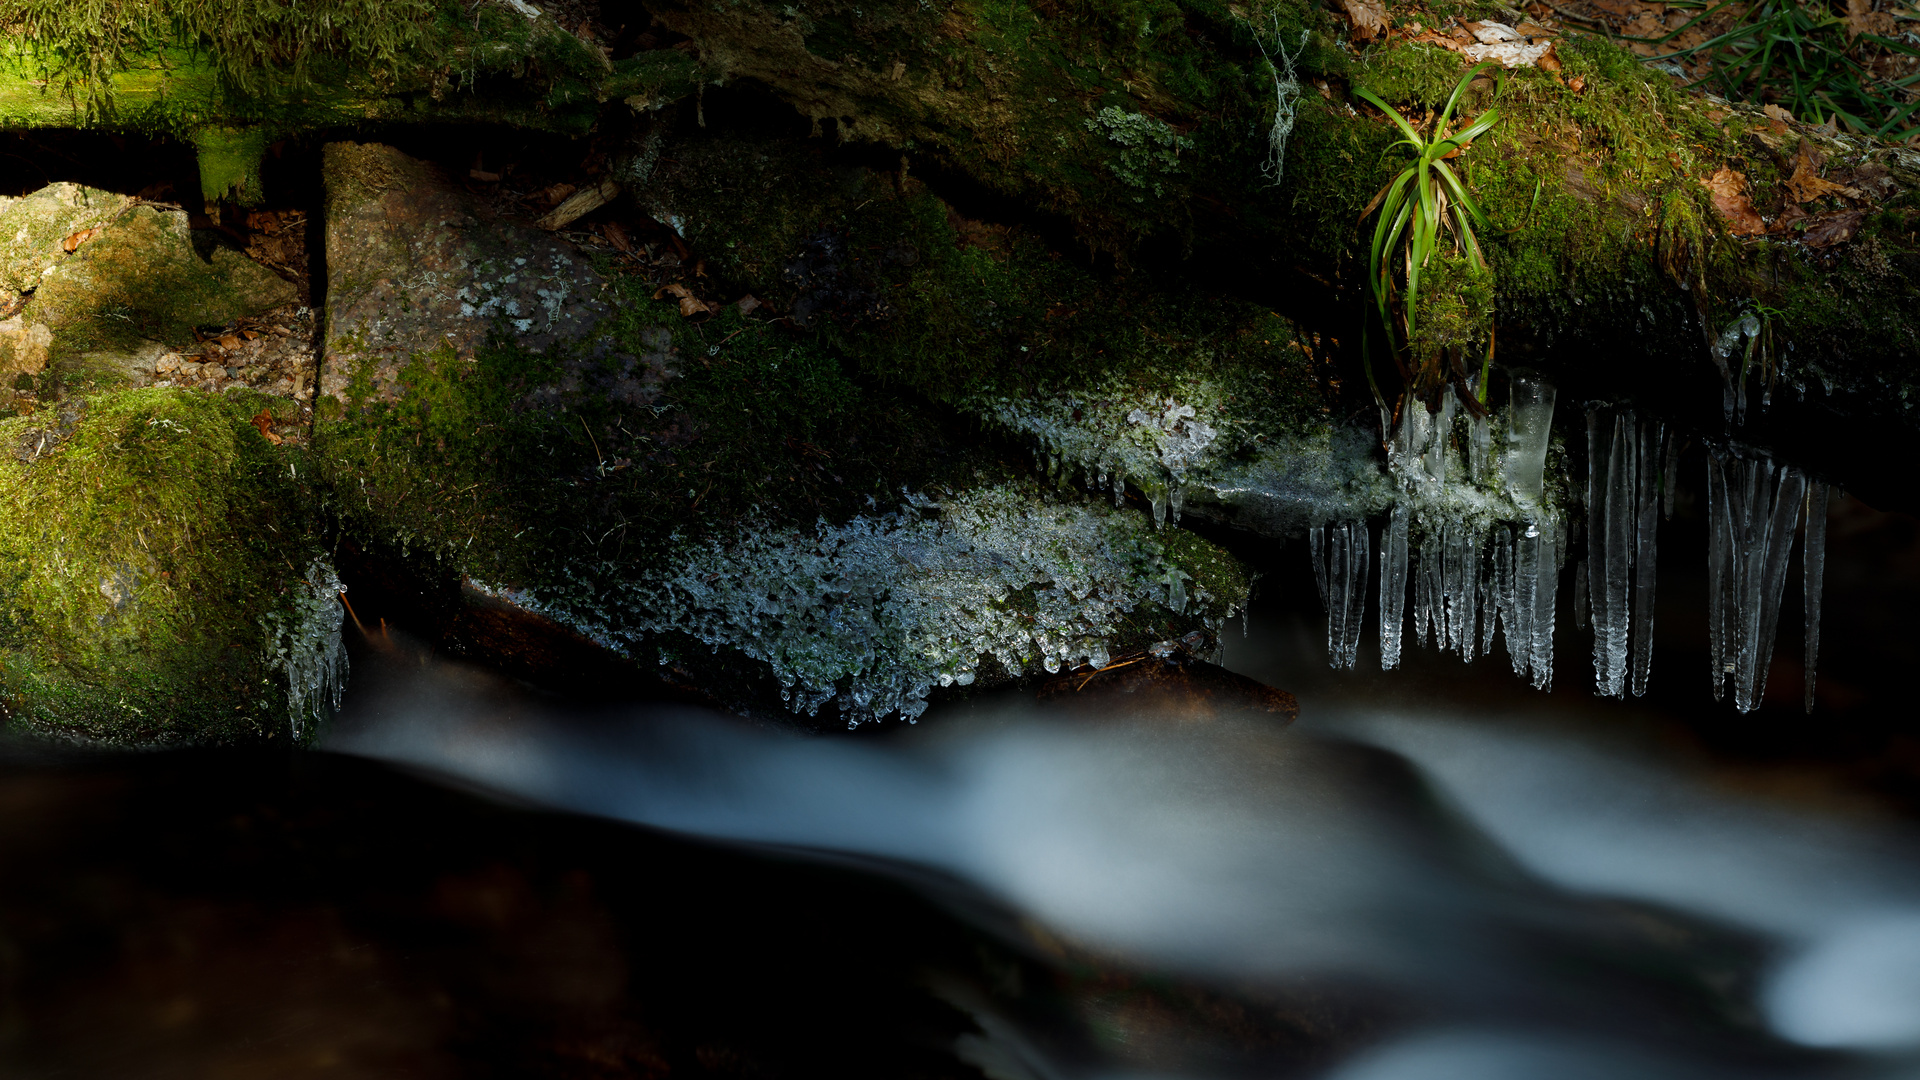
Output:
[
  {"xmin": 308, "ymin": 139, "xmax": 1253, "ymax": 725},
  {"xmin": 0, "ymin": 388, "xmax": 337, "ymax": 744}
]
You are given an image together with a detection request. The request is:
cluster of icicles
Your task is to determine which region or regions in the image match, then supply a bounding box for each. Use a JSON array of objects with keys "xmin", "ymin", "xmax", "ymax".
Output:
[
  {"xmin": 1308, "ymin": 381, "xmax": 1830, "ymax": 713},
  {"xmin": 1311, "ymin": 374, "xmax": 1562, "ymax": 689}
]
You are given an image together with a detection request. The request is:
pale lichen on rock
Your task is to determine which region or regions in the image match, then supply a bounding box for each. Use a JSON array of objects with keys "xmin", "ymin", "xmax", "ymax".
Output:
[{"xmin": 473, "ymin": 483, "xmax": 1247, "ymax": 725}]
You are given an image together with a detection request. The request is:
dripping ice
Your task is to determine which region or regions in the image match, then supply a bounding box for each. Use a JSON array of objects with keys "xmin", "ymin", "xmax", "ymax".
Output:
[
  {"xmin": 1704, "ymin": 447, "xmax": 1830, "ymax": 713},
  {"xmin": 1319, "ymin": 374, "xmax": 1563, "ymax": 685},
  {"xmin": 261, "ymin": 556, "xmax": 350, "ymax": 740},
  {"xmin": 1584, "ymin": 406, "xmax": 1668, "ymax": 699}
]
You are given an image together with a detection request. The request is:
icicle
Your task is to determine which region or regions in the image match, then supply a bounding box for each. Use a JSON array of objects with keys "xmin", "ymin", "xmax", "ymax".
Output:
[
  {"xmin": 1662, "ymin": 426, "xmax": 1682, "ymax": 521},
  {"xmin": 1588, "ymin": 408, "xmax": 1635, "ymax": 699},
  {"xmin": 1446, "ymin": 519, "xmax": 1475, "ymax": 659},
  {"xmin": 1496, "ymin": 525, "xmax": 1526, "ymax": 679},
  {"xmin": 1705, "ymin": 446, "xmax": 1809, "ymax": 712},
  {"xmin": 1803, "ymin": 480, "xmax": 1829, "ymax": 714},
  {"xmin": 1316, "ymin": 521, "xmax": 1369, "ymax": 670},
  {"xmin": 1747, "ymin": 465, "xmax": 1805, "ymax": 712},
  {"xmin": 1705, "ymin": 451, "xmax": 1732, "ymax": 701},
  {"xmin": 1630, "ymin": 420, "xmax": 1662, "ymax": 696},
  {"xmin": 1424, "ymin": 394, "xmax": 1456, "ymax": 487},
  {"xmin": 1415, "ymin": 523, "xmax": 1442, "ymax": 649},
  {"xmin": 1310, "ymin": 523, "xmax": 1329, "ymax": 610},
  {"xmin": 1505, "ymin": 375, "xmax": 1557, "ymax": 503},
  {"xmin": 1467, "ymin": 411, "xmax": 1492, "ymax": 484},
  {"xmin": 1169, "ymin": 479, "xmax": 1186, "ymax": 524},
  {"xmin": 1478, "ymin": 524, "xmax": 1499, "ymax": 659},
  {"xmin": 1380, "ymin": 506, "xmax": 1410, "ymax": 671},
  {"xmin": 1521, "ymin": 516, "xmax": 1559, "ymax": 691},
  {"xmin": 1339, "ymin": 521, "xmax": 1370, "ymax": 670}
]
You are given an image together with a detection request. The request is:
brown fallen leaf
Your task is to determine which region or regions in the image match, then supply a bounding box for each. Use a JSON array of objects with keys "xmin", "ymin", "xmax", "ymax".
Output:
[
  {"xmin": 1787, "ymin": 140, "xmax": 1861, "ymax": 203},
  {"xmin": 1701, "ymin": 167, "xmax": 1767, "ymax": 236},
  {"xmin": 602, "ymin": 220, "xmax": 632, "ymax": 252},
  {"xmin": 61, "ymin": 227, "xmax": 100, "ymax": 253},
  {"xmin": 1338, "ymin": 0, "xmax": 1388, "ymax": 41},
  {"xmin": 1844, "ymin": 0, "xmax": 1896, "ymax": 38},
  {"xmin": 249, "ymin": 408, "xmax": 283, "ymax": 445},
  {"xmin": 469, "ymin": 168, "xmax": 501, "ymax": 182},
  {"xmin": 1763, "ymin": 103, "xmax": 1794, "ymax": 125},
  {"xmin": 655, "ymin": 282, "xmax": 711, "ymax": 317},
  {"xmin": 1567, "ymin": 75, "xmax": 1587, "ymax": 93},
  {"xmin": 217, "ymin": 333, "xmax": 242, "ymax": 349},
  {"xmin": 1802, "ymin": 208, "xmax": 1867, "ymax": 248},
  {"xmin": 538, "ymin": 182, "xmax": 577, "ymax": 207}
]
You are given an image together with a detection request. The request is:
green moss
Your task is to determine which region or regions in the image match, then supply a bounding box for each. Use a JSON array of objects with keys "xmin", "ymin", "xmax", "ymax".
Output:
[
  {"xmin": 1351, "ymin": 43, "xmax": 1469, "ymax": 111},
  {"xmin": 0, "ymin": 387, "xmax": 321, "ymax": 744},
  {"xmin": 26, "ymin": 204, "xmax": 296, "ymax": 374},
  {"xmin": 190, "ymin": 125, "xmax": 269, "ymax": 208}
]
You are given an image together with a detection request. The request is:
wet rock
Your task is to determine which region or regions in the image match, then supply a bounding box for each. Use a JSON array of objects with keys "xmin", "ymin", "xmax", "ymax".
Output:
[
  {"xmin": 1037, "ymin": 632, "xmax": 1299, "ymax": 723},
  {"xmin": 319, "ymin": 142, "xmax": 623, "ymax": 404}
]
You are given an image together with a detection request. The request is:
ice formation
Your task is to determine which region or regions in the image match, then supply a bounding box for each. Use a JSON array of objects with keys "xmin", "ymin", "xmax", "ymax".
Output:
[
  {"xmin": 261, "ymin": 556, "xmax": 349, "ymax": 740},
  {"xmin": 1584, "ymin": 406, "xmax": 1669, "ymax": 698},
  {"xmin": 475, "ymin": 484, "xmax": 1240, "ymax": 726},
  {"xmin": 979, "ymin": 370, "xmax": 1564, "ymax": 680},
  {"xmin": 1705, "ymin": 447, "xmax": 1829, "ymax": 713},
  {"xmin": 977, "ymin": 379, "xmax": 1392, "ymax": 537},
  {"xmin": 1370, "ymin": 377, "xmax": 1564, "ymax": 687},
  {"xmin": 1311, "ymin": 520, "xmax": 1369, "ymax": 669}
]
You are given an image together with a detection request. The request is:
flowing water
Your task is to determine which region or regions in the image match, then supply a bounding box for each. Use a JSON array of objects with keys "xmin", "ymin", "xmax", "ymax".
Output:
[{"xmin": 315, "ymin": 517, "xmax": 1920, "ymax": 1080}]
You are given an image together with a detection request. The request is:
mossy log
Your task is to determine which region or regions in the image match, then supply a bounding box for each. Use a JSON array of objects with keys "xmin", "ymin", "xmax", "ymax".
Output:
[{"xmin": 642, "ymin": 0, "xmax": 1920, "ymax": 503}]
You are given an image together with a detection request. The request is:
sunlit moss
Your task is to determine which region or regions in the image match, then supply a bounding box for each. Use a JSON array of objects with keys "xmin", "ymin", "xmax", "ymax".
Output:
[{"xmin": 0, "ymin": 387, "xmax": 321, "ymax": 744}]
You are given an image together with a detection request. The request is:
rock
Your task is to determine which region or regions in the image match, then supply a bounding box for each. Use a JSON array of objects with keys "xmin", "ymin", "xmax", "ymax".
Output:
[
  {"xmin": 0, "ymin": 184, "xmax": 128, "ymax": 300},
  {"xmin": 0, "ymin": 185, "xmax": 296, "ymax": 409},
  {"xmin": 0, "ymin": 388, "xmax": 332, "ymax": 744},
  {"xmin": 1037, "ymin": 633, "xmax": 1300, "ymax": 723},
  {"xmin": 0, "ymin": 317, "xmax": 52, "ymax": 382},
  {"xmin": 319, "ymin": 142, "xmax": 621, "ymax": 404}
]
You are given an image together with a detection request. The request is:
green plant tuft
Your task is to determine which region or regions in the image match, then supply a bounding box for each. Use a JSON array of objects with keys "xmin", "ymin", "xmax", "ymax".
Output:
[{"xmin": 1355, "ymin": 62, "xmax": 1501, "ymax": 411}]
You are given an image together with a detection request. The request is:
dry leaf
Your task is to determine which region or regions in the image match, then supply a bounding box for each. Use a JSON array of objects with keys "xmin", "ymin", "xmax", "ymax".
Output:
[
  {"xmin": 1701, "ymin": 167, "xmax": 1767, "ymax": 236},
  {"xmin": 249, "ymin": 408, "xmax": 283, "ymax": 445},
  {"xmin": 1787, "ymin": 140, "xmax": 1861, "ymax": 203},
  {"xmin": 1339, "ymin": 0, "xmax": 1388, "ymax": 41},
  {"xmin": 1762, "ymin": 103, "xmax": 1795, "ymax": 125},
  {"xmin": 1802, "ymin": 208, "xmax": 1867, "ymax": 248},
  {"xmin": 603, "ymin": 220, "xmax": 632, "ymax": 252},
  {"xmin": 1461, "ymin": 26, "xmax": 1554, "ymax": 67},
  {"xmin": 737, "ymin": 295, "xmax": 762, "ymax": 315},
  {"xmin": 1567, "ymin": 75, "xmax": 1587, "ymax": 93},
  {"xmin": 539, "ymin": 182, "xmax": 577, "ymax": 207},
  {"xmin": 656, "ymin": 282, "xmax": 711, "ymax": 317},
  {"xmin": 217, "ymin": 333, "xmax": 242, "ymax": 349},
  {"xmin": 61, "ymin": 227, "xmax": 100, "ymax": 253},
  {"xmin": 469, "ymin": 168, "xmax": 502, "ymax": 182},
  {"xmin": 1844, "ymin": 0, "xmax": 1896, "ymax": 38}
]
